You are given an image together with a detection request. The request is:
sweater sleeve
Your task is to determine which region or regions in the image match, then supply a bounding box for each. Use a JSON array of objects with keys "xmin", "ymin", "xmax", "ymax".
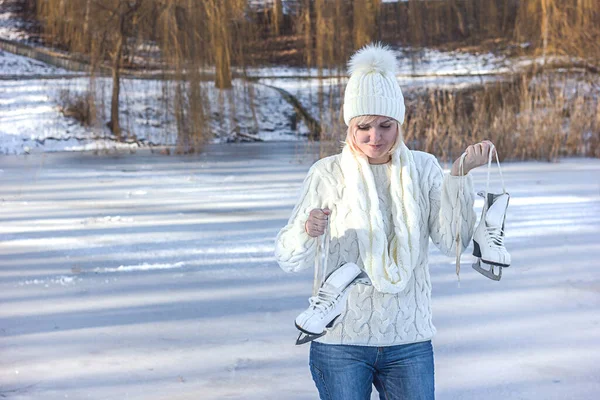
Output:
[
  {"xmin": 274, "ymin": 164, "xmax": 327, "ymax": 273},
  {"xmin": 427, "ymin": 157, "xmax": 477, "ymax": 257}
]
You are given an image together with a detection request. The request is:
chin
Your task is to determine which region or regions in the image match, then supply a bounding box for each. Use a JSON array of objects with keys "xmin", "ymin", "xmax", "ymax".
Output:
[{"xmin": 367, "ymin": 146, "xmax": 388, "ymax": 156}]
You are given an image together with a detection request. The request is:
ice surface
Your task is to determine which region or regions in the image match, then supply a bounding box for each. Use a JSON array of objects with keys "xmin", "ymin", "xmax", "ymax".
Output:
[{"xmin": 0, "ymin": 143, "xmax": 599, "ymax": 399}]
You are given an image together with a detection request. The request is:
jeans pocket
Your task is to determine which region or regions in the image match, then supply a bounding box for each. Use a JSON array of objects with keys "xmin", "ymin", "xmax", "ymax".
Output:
[{"xmin": 309, "ymin": 363, "xmax": 331, "ymax": 400}]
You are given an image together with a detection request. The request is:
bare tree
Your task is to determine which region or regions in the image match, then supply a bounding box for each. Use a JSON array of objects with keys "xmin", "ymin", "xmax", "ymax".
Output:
[{"xmin": 107, "ymin": 0, "xmax": 143, "ymax": 138}]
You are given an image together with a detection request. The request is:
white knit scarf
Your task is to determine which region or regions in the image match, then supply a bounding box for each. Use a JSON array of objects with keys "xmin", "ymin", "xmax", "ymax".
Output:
[{"xmin": 340, "ymin": 142, "xmax": 421, "ymax": 293}]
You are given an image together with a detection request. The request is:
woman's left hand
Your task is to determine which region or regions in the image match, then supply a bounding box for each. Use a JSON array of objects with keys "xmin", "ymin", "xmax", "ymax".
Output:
[{"xmin": 451, "ymin": 140, "xmax": 495, "ymax": 176}]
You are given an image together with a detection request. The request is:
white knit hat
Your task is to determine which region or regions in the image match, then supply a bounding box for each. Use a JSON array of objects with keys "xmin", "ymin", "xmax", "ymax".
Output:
[{"xmin": 343, "ymin": 43, "xmax": 405, "ymax": 126}]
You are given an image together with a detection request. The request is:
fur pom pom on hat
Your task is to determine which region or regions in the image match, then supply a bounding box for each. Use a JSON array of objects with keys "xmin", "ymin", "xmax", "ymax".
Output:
[
  {"xmin": 343, "ymin": 43, "xmax": 405, "ymax": 126},
  {"xmin": 348, "ymin": 42, "xmax": 398, "ymax": 76}
]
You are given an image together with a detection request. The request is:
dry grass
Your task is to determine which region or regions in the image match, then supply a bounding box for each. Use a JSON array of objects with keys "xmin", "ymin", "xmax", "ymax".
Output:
[
  {"xmin": 57, "ymin": 89, "xmax": 96, "ymax": 127},
  {"xmin": 402, "ymin": 72, "xmax": 600, "ymax": 162}
]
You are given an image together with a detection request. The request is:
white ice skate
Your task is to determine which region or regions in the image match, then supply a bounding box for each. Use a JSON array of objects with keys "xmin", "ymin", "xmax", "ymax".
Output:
[
  {"xmin": 471, "ymin": 143, "xmax": 510, "ymax": 281},
  {"xmin": 454, "ymin": 143, "xmax": 511, "ymax": 282},
  {"xmin": 294, "ymin": 262, "xmax": 363, "ymax": 345},
  {"xmin": 294, "ymin": 216, "xmax": 369, "ymax": 345}
]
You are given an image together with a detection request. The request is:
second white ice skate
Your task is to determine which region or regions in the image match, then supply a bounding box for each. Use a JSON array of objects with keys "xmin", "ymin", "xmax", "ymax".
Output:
[{"xmin": 471, "ymin": 143, "xmax": 511, "ymax": 281}]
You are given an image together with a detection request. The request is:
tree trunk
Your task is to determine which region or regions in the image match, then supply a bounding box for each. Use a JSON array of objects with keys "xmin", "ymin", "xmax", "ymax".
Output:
[
  {"xmin": 353, "ymin": 0, "xmax": 376, "ymax": 48},
  {"xmin": 206, "ymin": 0, "xmax": 232, "ymax": 89},
  {"xmin": 83, "ymin": 0, "xmax": 91, "ymax": 49},
  {"xmin": 110, "ymin": 14, "xmax": 125, "ymax": 139},
  {"xmin": 450, "ymin": 0, "xmax": 466, "ymax": 38},
  {"xmin": 272, "ymin": 0, "xmax": 283, "ymax": 36},
  {"xmin": 214, "ymin": 36, "xmax": 232, "ymax": 89},
  {"xmin": 541, "ymin": 0, "xmax": 548, "ymax": 66}
]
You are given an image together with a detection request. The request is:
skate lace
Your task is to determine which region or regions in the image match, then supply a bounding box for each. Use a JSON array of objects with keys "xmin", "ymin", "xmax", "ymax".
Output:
[
  {"xmin": 486, "ymin": 225, "xmax": 505, "ymax": 248},
  {"xmin": 308, "ymin": 284, "xmax": 342, "ymax": 314},
  {"xmin": 455, "ymin": 152, "xmax": 468, "ymax": 281}
]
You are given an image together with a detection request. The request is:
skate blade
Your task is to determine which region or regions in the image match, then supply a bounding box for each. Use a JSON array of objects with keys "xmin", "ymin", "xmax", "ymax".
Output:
[
  {"xmin": 294, "ymin": 316, "xmax": 340, "ymax": 346},
  {"xmin": 472, "ymin": 259, "xmax": 502, "ymax": 281},
  {"xmin": 295, "ymin": 322, "xmax": 325, "ymax": 345},
  {"xmin": 295, "ymin": 331, "xmax": 326, "ymax": 345},
  {"xmin": 480, "ymin": 257, "xmax": 510, "ymax": 268}
]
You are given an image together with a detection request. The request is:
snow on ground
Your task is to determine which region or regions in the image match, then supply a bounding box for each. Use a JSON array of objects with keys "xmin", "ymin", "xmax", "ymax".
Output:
[
  {"xmin": 0, "ymin": 48, "xmax": 307, "ymax": 155},
  {"xmin": 0, "ymin": 0, "xmax": 34, "ymax": 43},
  {"xmin": 1, "ymin": 45, "xmax": 512, "ymax": 156},
  {"xmin": 0, "ymin": 33, "xmax": 524, "ymax": 156},
  {"xmin": 0, "ymin": 76, "xmax": 306, "ymax": 153},
  {"xmin": 243, "ymin": 46, "xmax": 511, "ymax": 78},
  {"xmin": 3, "ymin": 38, "xmax": 567, "ymax": 157},
  {"xmin": 0, "ymin": 49, "xmax": 77, "ymax": 76},
  {"xmin": 0, "ymin": 143, "xmax": 599, "ymax": 400}
]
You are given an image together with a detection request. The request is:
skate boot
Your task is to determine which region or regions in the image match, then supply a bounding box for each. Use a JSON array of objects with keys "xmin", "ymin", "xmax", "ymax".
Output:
[
  {"xmin": 470, "ymin": 142, "xmax": 511, "ymax": 281},
  {"xmin": 472, "ymin": 190, "xmax": 510, "ymax": 281},
  {"xmin": 295, "ymin": 262, "xmax": 363, "ymax": 345}
]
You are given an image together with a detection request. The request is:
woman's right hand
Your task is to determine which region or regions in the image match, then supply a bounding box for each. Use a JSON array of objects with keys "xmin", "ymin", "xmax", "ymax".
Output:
[{"xmin": 305, "ymin": 208, "xmax": 331, "ymax": 237}]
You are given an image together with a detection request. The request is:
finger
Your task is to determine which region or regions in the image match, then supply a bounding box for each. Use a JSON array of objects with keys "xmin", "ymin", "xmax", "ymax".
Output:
[
  {"xmin": 306, "ymin": 221, "xmax": 317, "ymax": 237},
  {"xmin": 476, "ymin": 143, "xmax": 485, "ymax": 158},
  {"xmin": 485, "ymin": 143, "xmax": 493, "ymax": 158},
  {"xmin": 476, "ymin": 142, "xmax": 484, "ymax": 153},
  {"xmin": 466, "ymin": 145, "xmax": 482, "ymax": 166},
  {"xmin": 318, "ymin": 208, "xmax": 332, "ymax": 219},
  {"xmin": 466, "ymin": 145, "xmax": 476, "ymax": 158},
  {"xmin": 481, "ymin": 142, "xmax": 492, "ymax": 158},
  {"xmin": 309, "ymin": 226, "xmax": 325, "ymax": 236},
  {"xmin": 309, "ymin": 209, "xmax": 327, "ymax": 219}
]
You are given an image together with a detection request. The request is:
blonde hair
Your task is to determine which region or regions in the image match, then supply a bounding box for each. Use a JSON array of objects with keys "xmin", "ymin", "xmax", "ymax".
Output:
[{"xmin": 343, "ymin": 115, "xmax": 403, "ymax": 157}]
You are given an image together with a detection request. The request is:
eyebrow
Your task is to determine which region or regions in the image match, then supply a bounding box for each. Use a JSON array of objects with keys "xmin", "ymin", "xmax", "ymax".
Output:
[{"xmin": 358, "ymin": 119, "xmax": 392, "ymax": 127}]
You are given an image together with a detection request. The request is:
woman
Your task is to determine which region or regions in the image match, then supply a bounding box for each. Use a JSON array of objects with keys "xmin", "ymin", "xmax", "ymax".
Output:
[{"xmin": 274, "ymin": 43, "xmax": 492, "ymax": 400}]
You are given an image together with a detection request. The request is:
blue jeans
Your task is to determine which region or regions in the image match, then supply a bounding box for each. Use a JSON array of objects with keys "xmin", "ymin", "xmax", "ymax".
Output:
[{"xmin": 309, "ymin": 340, "xmax": 434, "ymax": 400}]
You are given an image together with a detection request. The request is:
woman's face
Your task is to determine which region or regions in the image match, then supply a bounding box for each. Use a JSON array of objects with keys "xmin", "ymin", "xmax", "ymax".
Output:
[{"xmin": 353, "ymin": 116, "xmax": 398, "ymax": 164}]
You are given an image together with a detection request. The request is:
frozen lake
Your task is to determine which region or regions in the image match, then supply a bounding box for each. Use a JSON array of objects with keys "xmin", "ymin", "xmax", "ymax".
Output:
[{"xmin": 1, "ymin": 142, "xmax": 599, "ymax": 399}]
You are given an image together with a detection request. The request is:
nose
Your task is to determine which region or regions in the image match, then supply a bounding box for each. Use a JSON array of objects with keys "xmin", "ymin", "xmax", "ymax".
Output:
[{"xmin": 369, "ymin": 127, "xmax": 382, "ymax": 144}]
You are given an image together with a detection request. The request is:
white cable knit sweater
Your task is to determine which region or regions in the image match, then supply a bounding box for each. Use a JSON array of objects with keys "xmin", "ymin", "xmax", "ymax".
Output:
[{"xmin": 275, "ymin": 149, "xmax": 477, "ymax": 346}]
